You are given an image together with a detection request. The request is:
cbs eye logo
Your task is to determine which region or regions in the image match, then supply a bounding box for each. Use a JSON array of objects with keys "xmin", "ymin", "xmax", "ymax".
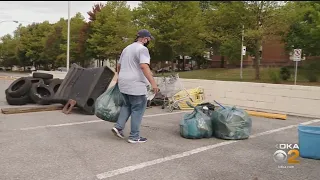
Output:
[{"xmin": 273, "ymin": 149, "xmax": 300, "ymax": 164}]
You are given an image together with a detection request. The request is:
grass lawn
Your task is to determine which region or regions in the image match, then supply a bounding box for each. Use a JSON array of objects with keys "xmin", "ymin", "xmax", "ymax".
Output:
[{"xmin": 155, "ymin": 67, "xmax": 320, "ymax": 86}]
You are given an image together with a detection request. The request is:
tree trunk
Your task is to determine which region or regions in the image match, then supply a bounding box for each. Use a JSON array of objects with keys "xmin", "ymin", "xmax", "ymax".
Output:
[
  {"xmin": 171, "ymin": 59, "xmax": 175, "ymax": 72},
  {"xmin": 220, "ymin": 56, "xmax": 225, "ymax": 68},
  {"xmin": 182, "ymin": 55, "xmax": 185, "ymax": 71},
  {"xmin": 254, "ymin": 39, "xmax": 261, "ymax": 80}
]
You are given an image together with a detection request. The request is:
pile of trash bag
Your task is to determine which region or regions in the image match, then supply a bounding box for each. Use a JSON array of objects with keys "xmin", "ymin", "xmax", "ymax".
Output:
[
  {"xmin": 211, "ymin": 106, "xmax": 252, "ymax": 140},
  {"xmin": 180, "ymin": 102, "xmax": 214, "ymax": 139},
  {"xmin": 94, "ymin": 83, "xmax": 127, "ymax": 122}
]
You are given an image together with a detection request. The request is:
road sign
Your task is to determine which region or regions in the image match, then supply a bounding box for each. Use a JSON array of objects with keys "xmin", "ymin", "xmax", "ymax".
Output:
[
  {"xmin": 242, "ymin": 46, "xmax": 246, "ymax": 56},
  {"xmin": 293, "ymin": 49, "xmax": 302, "ymax": 61}
]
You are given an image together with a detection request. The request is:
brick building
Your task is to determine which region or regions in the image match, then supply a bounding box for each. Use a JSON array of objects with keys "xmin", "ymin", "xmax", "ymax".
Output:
[{"xmin": 209, "ymin": 38, "xmax": 295, "ymax": 68}]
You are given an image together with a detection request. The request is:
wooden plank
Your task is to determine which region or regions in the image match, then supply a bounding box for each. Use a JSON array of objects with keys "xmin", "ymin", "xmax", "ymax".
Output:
[
  {"xmin": 245, "ymin": 110, "xmax": 287, "ymax": 120},
  {"xmin": 1, "ymin": 105, "xmax": 64, "ymax": 114}
]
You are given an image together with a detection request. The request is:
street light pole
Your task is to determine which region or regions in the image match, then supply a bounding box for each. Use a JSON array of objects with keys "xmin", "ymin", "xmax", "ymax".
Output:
[
  {"xmin": 67, "ymin": 1, "xmax": 71, "ymax": 71},
  {"xmin": 240, "ymin": 24, "xmax": 244, "ymax": 79}
]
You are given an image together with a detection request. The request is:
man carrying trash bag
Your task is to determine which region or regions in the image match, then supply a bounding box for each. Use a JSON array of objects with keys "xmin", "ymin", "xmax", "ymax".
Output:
[{"xmin": 112, "ymin": 29, "xmax": 159, "ymax": 143}]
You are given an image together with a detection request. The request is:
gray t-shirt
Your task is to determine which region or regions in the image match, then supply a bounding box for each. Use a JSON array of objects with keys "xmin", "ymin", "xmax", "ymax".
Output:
[{"xmin": 118, "ymin": 42, "xmax": 151, "ymax": 96}]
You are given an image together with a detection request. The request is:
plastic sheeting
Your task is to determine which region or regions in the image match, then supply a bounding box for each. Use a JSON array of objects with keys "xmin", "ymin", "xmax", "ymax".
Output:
[
  {"xmin": 94, "ymin": 83, "xmax": 126, "ymax": 122},
  {"xmin": 211, "ymin": 106, "xmax": 252, "ymax": 140},
  {"xmin": 180, "ymin": 102, "xmax": 213, "ymax": 139}
]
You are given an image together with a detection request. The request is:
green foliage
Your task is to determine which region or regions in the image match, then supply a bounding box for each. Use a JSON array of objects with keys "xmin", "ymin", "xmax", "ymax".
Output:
[
  {"xmin": 280, "ymin": 67, "xmax": 291, "ymax": 81},
  {"xmin": 303, "ymin": 60, "xmax": 320, "ymax": 82},
  {"xmin": 282, "ymin": 2, "xmax": 320, "ymax": 56},
  {"xmin": 133, "ymin": 1, "xmax": 206, "ymax": 68},
  {"xmin": 305, "ymin": 71, "xmax": 318, "ymax": 82},
  {"xmin": 87, "ymin": 1, "xmax": 134, "ymax": 63},
  {"xmin": 0, "ymin": 0, "xmax": 319, "ymax": 82},
  {"xmin": 268, "ymin": 69, "xmax": 281, "ymax": 84}
]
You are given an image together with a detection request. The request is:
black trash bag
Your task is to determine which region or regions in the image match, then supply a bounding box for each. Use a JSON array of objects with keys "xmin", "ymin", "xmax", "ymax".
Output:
[
  {"xmin": 94, "ymin": 83, "xmax": 127, "ymax": 122},
  {"xmin": 180, "ymin": 101, "xmax": 213, "ymax": 139},
  {"xmin": 211, "ymin": 106, "xmax": 252, "ymax": 140}
]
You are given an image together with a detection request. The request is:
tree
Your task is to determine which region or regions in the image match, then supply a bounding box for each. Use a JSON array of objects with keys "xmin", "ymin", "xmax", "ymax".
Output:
[
  {"xmin": 87, "ymin": 1, "xmax": 135, "ymax": 70},
  {"xmin": 281, "ymin": 2, "xmax": 320, "ymax": 56},
  {"xmin": 0, "ymin": 34, "xmax": 19, "ymax": 68},
  {"xmin": 204, "ymin": 1, "xmax": 290, "ymax": 79},
  {"xmin": 19, "ymin": 21, "xmax": 53, "ymax": 69},
  {"xmin": 133, "ymin": 1, "xmax": 206, "ymax": 71},
  {"xmin": 42, "ymin": 18, "xmax": 66, "ymax": 68},
  {"xmin": 203, "ymin": 2, "xmax": 247, "ymax": 67},
  {"xmin": 59, "ymin": 13, "xmax": 91, "ymax": 67}
]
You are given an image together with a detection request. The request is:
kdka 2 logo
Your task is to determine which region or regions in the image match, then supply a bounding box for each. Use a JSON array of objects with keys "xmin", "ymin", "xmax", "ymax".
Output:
[{"xmin": 273, "ymin": 143, "xmax": 300, "ymax": 167}]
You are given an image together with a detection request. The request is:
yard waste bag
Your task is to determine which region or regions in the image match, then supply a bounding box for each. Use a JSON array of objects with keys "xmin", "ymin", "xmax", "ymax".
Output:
[
  {"xmin": 179, "ymin": 101, "xmax": 213, "ymax": 139},
  {"xmin": 94, "ymin": 83, "xmax": 126, "ymax": 122},
  {"xmin": 211, "ymin": 106, "xmax": 252, "ymax": 140}
]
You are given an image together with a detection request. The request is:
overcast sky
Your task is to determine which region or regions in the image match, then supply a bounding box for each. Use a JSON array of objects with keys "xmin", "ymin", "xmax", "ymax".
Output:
[{"xmin": 0, "ymin": 1, "xmax": 140, "ymax": 37}]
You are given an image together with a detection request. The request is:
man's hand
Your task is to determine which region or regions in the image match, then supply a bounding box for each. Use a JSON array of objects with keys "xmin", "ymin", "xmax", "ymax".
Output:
[{"xmin": 151, "ymin": 83, "xmax": 159, "ymax": 94}]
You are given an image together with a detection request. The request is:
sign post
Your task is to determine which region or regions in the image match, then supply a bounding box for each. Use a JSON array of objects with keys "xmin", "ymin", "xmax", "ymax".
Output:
[
  {"xmin": 293, "ymin": 49, "xmax": 302, "ymax": 85},
  {"xmin": 240, "ymin": 25, "xmax": 245, "ymax": 79}
]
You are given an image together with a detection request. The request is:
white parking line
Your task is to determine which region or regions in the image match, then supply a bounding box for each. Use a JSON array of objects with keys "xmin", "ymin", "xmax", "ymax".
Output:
[
  {"xmin": 96, "ymin": 119, "xmax": 320, "ymax": 179},
  {"xmin": 18, "ymin": 111, "xmax": 191, "ymax": 131}
]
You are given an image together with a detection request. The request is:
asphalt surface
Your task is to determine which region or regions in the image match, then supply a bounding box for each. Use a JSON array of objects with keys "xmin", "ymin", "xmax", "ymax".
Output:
[{"xmin": 1, "ymin": 78, "xmax": 320, "ymax": 180}]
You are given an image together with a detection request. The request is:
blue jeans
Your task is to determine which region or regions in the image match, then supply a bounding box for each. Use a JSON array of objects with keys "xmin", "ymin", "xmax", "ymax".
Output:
[{"xmin": 115, "ymin": 93, "xmax": 147, "ymax": 140}]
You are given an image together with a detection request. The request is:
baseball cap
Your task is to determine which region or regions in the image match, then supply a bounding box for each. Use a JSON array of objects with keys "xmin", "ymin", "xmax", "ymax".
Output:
[{"xmin": 137, "ymin": 29, "xmax": 154, "ymax": 40}]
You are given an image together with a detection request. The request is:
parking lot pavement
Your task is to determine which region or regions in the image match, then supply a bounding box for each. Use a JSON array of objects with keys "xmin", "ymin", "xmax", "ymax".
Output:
[
  {"xmin": 1, "ymin": 79, "xmax": 320, "ymax": 180},
  {"xmin": 1, "ymin": 106, "xmax": 320, "ymax": 180}
]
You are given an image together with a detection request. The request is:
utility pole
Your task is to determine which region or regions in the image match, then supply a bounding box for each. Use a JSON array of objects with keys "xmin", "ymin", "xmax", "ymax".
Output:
[
  {"xmin": 240, "ymin": 25, "xmax": 244, "ymax": 79},
  {"xmin": 67, "ymin": 1, "xmax": 71, "ymax": 71}
]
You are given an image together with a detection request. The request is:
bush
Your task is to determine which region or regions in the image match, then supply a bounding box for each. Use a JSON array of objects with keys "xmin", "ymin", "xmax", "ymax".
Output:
[
  {"xmin": 305, "ymin": 70, "xmax": 319, "ymax": 82},
  {"xmin": 303, "ymin": 61, "xmax": 320, "ymax": 82},
  {"xmin": 268, "ymin": 69, "xmax": 281, "ymax": 84},
  {"xmin": 280, "ymin": 67, "xmax": 291, "ymax": 81}
]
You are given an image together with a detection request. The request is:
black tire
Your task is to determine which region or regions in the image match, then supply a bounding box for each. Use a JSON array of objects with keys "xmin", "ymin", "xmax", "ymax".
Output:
[
  {"xmin": 24, "ymin": 79, "xmax": 43, "ymax": 103},
  {"xmin": 33, "ymin": 72, "xmax": 53, "ymax": 79},
  {"xmin": 29, "ymin": 82, "xmax": 54, "ymax": 105},
  {"xmin": 5, "ymin": 89, "xmax": 30, "ymax": 105},
  {"xmin": 26, "ymin": 77, "xmax": 44, "ymax": 84},
  {"xmin": 6, "ymin": 77, "xmax": 32, "ymax": 98},
  {"xmin": 44, "ymin": 78, "xmax": 57, "ymax": 85},
  {"xmin": 48, "ymin": 78, "xmax": 63, "ymax": 93}
]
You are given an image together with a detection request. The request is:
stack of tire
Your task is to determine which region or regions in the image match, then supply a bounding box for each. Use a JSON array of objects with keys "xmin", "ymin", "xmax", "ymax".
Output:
[{"xmin": 5, "ymin": 72, "xmax": 63, "ymax": 106}]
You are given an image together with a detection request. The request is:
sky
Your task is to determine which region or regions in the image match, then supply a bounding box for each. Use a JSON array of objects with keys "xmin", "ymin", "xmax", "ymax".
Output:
[{"xmin": 0, "ymin": 1, "xmax": 141, "ymax": 37}]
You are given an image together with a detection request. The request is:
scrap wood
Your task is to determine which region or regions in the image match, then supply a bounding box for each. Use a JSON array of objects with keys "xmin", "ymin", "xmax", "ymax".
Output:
[
  {"xmin": 245, "ymin": 110, "xmax": 287, "ymax": 120},
  {"xmin": 1, "ymin": 105, "xmax": 63, "ymax": 114}
]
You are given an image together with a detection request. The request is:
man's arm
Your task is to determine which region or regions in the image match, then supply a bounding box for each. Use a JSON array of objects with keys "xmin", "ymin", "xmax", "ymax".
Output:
[
  {"xmin": 140, "ymin": 64, "xmax": 157, "ymax": 87},
  {"xmin": 139, "ymin": 47, "xmax": 159, "ymax": 93},
  {"xmin": 116, "ymin": 64, "xmax": 121, "ymax": 74}
]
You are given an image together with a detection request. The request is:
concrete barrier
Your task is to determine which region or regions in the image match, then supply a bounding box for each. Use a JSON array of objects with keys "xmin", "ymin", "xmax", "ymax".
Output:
[
  {"xmin": 181, "ymin": 79, "xmax": 320, "ymax": 118},
  {"xmin": 29, "ymin": 71, "xmax": 320, "ymax": 118}
]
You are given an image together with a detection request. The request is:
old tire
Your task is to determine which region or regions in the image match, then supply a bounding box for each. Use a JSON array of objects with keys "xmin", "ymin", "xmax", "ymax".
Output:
[
  {"xmin": 48, "ymin": 79, "xmax": 63, "ymax": 93},
  {"xmin": 29, "ymin": 82, "xmax": 54, "ymax": 105},
  {"xmin": 6, "ymin": 77, "xmax": 32, "ymax": 98},
  {"xmin": 26, "ymin": 77, "xmax": 44, "ymax": 84},
  {"xmin": 5, "ymin": 89, "xmax": 30, "ymax": 105},
  {"xmin": 33, "ymin": 72, "xmax": 53, "ymax": 79},
  {"xmin": 44, "ymin": 78, "xmax": 58, "ymax": 85}
]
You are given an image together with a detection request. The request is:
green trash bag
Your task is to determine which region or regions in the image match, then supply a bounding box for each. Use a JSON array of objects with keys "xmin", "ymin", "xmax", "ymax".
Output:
[
  {"xmin": 94, "ymin": 83, "xmax": 127, "ymax": 122},
  {"xmin": 179, "ymin": 102, "xmax": 213, "ymax": 139},
  {"xmin": 211, "ymin": 106, "xmax": 252, "ymax": 140}
]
